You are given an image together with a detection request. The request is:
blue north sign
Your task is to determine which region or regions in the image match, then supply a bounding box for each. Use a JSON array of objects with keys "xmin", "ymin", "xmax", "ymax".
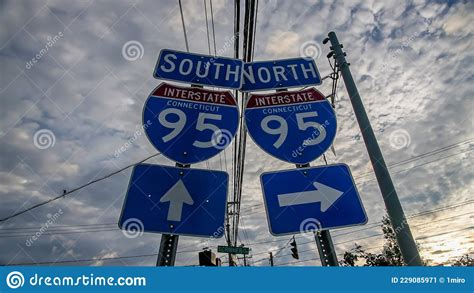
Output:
[{"xmin": 240, "ymin": 58, "xmax": 322, "ymax": 92}]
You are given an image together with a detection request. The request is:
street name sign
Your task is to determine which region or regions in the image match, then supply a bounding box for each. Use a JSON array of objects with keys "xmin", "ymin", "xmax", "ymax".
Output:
[
  {"xmin": 143, "ymin": 83, "xmax": 239, "ymax": 164},
  {"xmin": 119, "ymin": 163, "xmax": 228, "ymax": 237},
  {"xmin": 240, "ymin": 58, "xmax": 322, "ymax": 92},
  {"xmin": 217, "ymin": 246, "xmax": 250, "ymax": 255},
  {"xmin": 245, "ymin": 87, "xmax": 336, "ymax": 164},
  {"xmin": 260, "ymin": 164, "xmax": 367, "ymax": 235},
  {"xmin": 154, "ymin": 49, "xmax": 244, "ymax": 89}
]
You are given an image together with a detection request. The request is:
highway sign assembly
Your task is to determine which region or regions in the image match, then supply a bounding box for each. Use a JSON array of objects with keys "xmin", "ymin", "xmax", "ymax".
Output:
[
  {"xmin": 143, "ymin": 82, "xmax": 239, "ymax": 164},
  {"xmin": 154, "ymin": 49, "xmax": 244, "ymax": 89},
  {"xmin": 119, "ymin": 163, "xmax": 228, "ymax": 237},
  {"xmin": 245, "ymin": 87, "xmax": 337, "ymax": 164},
  {"xmin": 260, "ymin": 163, "xmax": 367, "ymax": 235},
  {"xmin": 240, "ymin": 58, "xmax": 321, "ymax": 92},
  {"xmin": 217, "ymin": 245, "xmax": 250, "ymax": 255}
]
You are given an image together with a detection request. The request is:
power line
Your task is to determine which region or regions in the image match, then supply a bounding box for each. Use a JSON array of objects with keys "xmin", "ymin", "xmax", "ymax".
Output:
[
  {"xmin": 209, "ymin": 0, "xmax": 217, "ymax": 55},
  {"xmin": 355, "ymin": 137, "xmax": 473, "ymax": 179},
  {"xmin": 5, "ymin": 213, "xmax": 471, "ymax": 266},
  {"xmin": 239, "ymin": 139, "xmax": 473, "ymax": 214},
  {"xmin": 0, "ymin": 153, "xmax": 161, "ymax": 223},
  {"xmin": 1, "ymin": 196, "xmax": 471, "ymax": 239},
  {"xmin": 256, "ymin": 215, "xmax": 474, "ymax": 266},
  {"xmin": 0, "ymin": 223, "xmax": 116, "ymax": 231},
  {"xmin": 178, "ymin": 0, "xmax": 189, "ymax": 52},
  {"xmin": 357, "ymin": 148, "xmax": 473, "ymax": 185},
  {"xmin": 248, "ymin": 202, "xmax": 473, "ymax": 256},
  {"xmin": 5, "ymin": 253, "xmax": 158, "ymax": 266},
  {"xmin": 203, "ymin": 0, "xmax": 211, "ymax": 54}
]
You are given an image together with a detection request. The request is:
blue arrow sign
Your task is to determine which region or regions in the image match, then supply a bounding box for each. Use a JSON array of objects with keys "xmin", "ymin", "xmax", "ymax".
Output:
[
  {"xmin": 260, "ymin": 164, "xmax": 367, "ymax": 235},
  {"xmin": 245, "ymin": 88, "xmax": 336, "ymax": 164},
  {"xmin": 154, "ymin": 49, "xmax": 243, "ymax": 89},
  {"xmin": 143, "ymin": 83, "xmax": 239, "ymax": 165},
  {"xmin": 119, "ymin": 164, "xmax": 228, "ymax": 237},
  {"xmin": 240, "ymin": 58, "xmax": 321, "ymax": 92}
]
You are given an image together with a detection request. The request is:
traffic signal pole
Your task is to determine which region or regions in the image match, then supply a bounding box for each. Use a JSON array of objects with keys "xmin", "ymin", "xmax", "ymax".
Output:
[{"xmin": 325, "ymin": 32, "xmax": 422, "ymax": 266}]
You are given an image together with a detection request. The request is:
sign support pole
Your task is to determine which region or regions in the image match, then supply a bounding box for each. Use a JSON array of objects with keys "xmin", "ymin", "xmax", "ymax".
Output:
[
  {"xmin": 156, "ymin": 163, "xmax": 189, "ymax": 266},
  {"xmin": 314, "ymin": 230, "xmax": 338, "ymax": 266},
  {"xmin": 326, "ymin": 31, "xmax": 422, "ymax": 266},
  {"xmin": 296, "ymin": 163, "xmax": 338, "ymax": 266},
  {"xmin": 157, "ymin": 83, "xmax": 201, "ymax": 267},
  {"xmin": 276, "ymin": 87, "xmax": 339, "ymax": 266}
]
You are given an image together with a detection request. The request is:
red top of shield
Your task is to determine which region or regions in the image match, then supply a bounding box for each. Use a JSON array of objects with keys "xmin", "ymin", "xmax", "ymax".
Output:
[
  {"xmin": 151, "ymin": 83, "xmax": 237, "ymax": 106},
  {"xmin": 246, "ymin": 87, "xmax": 326, "ymax": 109}
]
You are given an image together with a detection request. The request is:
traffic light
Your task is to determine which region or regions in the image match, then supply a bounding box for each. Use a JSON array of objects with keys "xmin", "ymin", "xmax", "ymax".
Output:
[
  {"xmin": 199, "ymin": 250, "xmax": 220, "ymax": 266},
  {"xmin": 290, "ymin": 237, "xmax": 299, "ymax": 259}
]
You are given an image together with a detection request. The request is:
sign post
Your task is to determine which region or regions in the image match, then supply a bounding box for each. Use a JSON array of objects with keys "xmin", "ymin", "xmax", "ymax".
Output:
[
  {"xmin": 325, "ymin": 32, "xmax": 422, "ymax": 266},
  {"xmin": 156, "ymin": 162, "xmax": 188, "ymax": 267}
]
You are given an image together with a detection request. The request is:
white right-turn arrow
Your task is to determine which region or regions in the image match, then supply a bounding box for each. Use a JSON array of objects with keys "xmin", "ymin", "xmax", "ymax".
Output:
[{"xmin": 277, "ymin": 181, "xmax": 344, "ymax": 212}]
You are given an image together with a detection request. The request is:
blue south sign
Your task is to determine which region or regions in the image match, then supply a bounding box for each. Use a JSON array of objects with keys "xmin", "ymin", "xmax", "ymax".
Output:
[
  {"xmin": 143, "ymin": 83, "xmax": 239, "ymax": 164},
  {"xmin": 245, "ymin": 88, "xmax": 336, "ymax": 164},
  {"xmin": 154, "ymin": 49, "xmax": 243, "ymax": 89}
]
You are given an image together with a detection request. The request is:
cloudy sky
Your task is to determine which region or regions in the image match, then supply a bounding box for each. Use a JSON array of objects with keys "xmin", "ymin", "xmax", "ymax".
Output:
[{"xmin": 0, "ymin": 0, "xmax": 472, "ymax": 267}]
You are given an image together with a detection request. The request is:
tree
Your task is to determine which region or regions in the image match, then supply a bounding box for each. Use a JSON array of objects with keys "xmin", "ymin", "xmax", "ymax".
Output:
[
  {"xmin": 452, "ymin": 254, "xmax": 474, "ymax": 266},
  {"xmin": 339, "ymin": 216, "xmax": 406, "ymax": 266},
  {"xmin": 340, "ymin": 215, "xmax": 472, "ymax": 266}
]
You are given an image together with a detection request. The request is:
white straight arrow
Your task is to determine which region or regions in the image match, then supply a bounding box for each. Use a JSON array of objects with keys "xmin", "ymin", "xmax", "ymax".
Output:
[
  {"xmin": 277, "ymin": 182, "xmax": 344, "ymax": 212},
  {"xmin": 160, "ymin": 179, "xmax": 194, "ymax": 222}
]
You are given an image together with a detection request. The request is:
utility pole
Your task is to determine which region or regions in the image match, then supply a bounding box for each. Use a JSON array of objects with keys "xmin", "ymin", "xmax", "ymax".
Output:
[
  {"xmin": 225, "ymin": 223, "xmax": 235, "ymax": 266},
  {"xmin": 269, "ymin": 252, "xmax": 274, "ymax": 266},
  {"xmin": 325, "ymin": 31, "xmax": 422, "ymax": 266}
]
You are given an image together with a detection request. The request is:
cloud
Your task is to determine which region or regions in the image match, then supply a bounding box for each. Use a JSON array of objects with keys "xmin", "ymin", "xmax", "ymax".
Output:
[{"xmin": 0, "ymin": 0, "xmax": 472, "ymax": 266}]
